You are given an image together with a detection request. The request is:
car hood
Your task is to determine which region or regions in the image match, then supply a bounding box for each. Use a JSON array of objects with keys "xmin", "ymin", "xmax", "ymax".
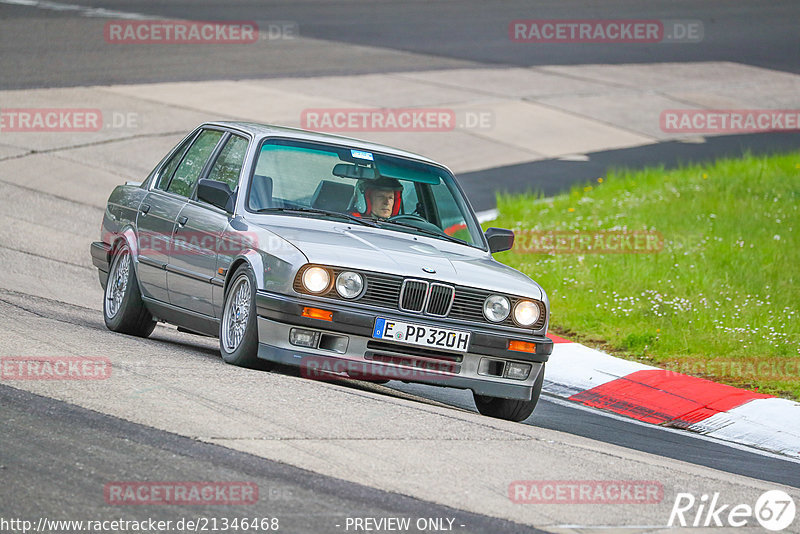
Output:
[{"xmin": 251, "ymin": 216, "xmax": 543, "ymax": 299}]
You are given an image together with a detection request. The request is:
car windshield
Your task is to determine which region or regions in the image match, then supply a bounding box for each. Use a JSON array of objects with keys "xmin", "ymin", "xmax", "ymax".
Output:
[{"xmin": 247, "ymin": 138, "xmax": 484, "ymax": 248}]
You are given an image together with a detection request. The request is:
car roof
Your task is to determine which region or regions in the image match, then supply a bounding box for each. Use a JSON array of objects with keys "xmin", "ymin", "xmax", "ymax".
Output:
[{"xmin": 205, "ymin": 121, "xmax": 443, "ymax": 167}]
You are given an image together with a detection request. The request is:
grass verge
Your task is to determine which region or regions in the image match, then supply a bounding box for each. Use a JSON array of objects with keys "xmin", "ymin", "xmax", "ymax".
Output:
[{"xmin": 489, "ymin": 151, "xmax": 800, "ymax": 400}]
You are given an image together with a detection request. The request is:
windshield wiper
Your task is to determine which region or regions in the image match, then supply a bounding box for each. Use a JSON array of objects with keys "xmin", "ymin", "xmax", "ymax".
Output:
[
  {"xmin": 377, "ymin": 219, "xmax": 467, "ymax": 245},
  {"xmin": 254, "ymin": 207, "xmax": 379, "ymax": 227}
]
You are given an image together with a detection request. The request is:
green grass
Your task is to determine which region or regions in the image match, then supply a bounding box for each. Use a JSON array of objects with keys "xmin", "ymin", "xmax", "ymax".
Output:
[{"xmin": 488, "ymin": 152, "xmax": 800, "ymax": 400}]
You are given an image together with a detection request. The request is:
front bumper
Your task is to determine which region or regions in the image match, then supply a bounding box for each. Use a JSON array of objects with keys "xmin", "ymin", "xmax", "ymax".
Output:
[{"xmin": 255, "ymin": 291, "xmax": 552, "ymax": 401}]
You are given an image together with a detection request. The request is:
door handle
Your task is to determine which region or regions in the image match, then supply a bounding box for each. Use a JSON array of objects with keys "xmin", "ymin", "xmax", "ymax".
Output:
[
  {"xmin": 140, "ymin": 204, "xmax": 150, "ymax": 215},
  {"xmin": 177, "ymin": 216, "xmax": 188, "ymax": 226}
]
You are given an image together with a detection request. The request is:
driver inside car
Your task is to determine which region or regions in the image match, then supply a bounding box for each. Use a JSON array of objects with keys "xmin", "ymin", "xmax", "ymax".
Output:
[{"xmin": 352, "ymin": 176, "xmax": 404, "ymax": 219}]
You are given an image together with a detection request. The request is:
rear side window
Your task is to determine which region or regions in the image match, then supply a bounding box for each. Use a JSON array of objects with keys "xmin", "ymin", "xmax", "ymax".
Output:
[
  {"xmin": 167, "ymin": 129, "xmax": 224, "ymax": 198},
  {"xmin": 206, "ymin": 134, "xmax": 248, "ymax": 191}
]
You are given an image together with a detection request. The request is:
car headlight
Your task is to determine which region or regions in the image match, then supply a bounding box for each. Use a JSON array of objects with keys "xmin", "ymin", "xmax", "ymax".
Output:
[
  {"xmin": 302, "ymin": 266, "xmax": 331, "ymax": 294},
  {"xmin": 513, "ymin": 300, "xmax": 541, "ymax": 327},
  {"xmin": 335, "ymin": 271, "xmax": 364, "ymax": 299},
  {"xmin": 483, "ymin": 295, "xmax": 510, "ymax": 322}
]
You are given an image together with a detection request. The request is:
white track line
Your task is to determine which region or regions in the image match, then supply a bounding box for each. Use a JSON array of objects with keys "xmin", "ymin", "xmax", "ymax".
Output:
[
  {"xmin": 475, "ymin": 208, "xmax": 498, "ymax": 223},
  {"xmin": 0, "ymin": 0, "xmax": 150, "ymax": 19}
]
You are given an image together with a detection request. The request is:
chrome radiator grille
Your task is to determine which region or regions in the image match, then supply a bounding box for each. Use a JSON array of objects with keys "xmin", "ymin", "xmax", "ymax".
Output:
[
  {"xmin": 399, "ymin": 279, "xmax": 428, "ymax": 313},
  {"xmin": 398, "ymin": 279, "xmax": 455, "ymax": 317},
  {"xmin": 426, "ymin": 283, "xmax": 454, "ymax": 316}
]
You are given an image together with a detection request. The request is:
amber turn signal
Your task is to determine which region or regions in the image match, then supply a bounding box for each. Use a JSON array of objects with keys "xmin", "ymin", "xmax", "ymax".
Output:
[
  {"xmin": 302, "ymin": 307, "xmax": 333, "ymax": 321},
  {"xmin": 507, "ymin": 340, "xmax": 536, "ymax": 353}
]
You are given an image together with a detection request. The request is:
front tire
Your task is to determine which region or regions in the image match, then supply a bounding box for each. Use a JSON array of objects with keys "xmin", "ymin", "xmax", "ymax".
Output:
[
  {"xmin": 103, "ymin": 241, "xmax": 156, "ymax": 337},
  {"xmin": 219, "ymin": 264, "xmax": 271, "ymax": 369},
  {"xmin": 472, "ymin": 364, "xmax": 544, "ymax": 422}
]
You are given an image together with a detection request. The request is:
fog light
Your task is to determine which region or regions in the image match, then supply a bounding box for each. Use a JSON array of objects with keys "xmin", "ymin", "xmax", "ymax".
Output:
[
  {"xmin": 505, "ymin": 362, "xmax": 532, "ymax": 380},
  {"xmin": 290, "ymin": 328, "xmax": 320, "ymax": 348}
]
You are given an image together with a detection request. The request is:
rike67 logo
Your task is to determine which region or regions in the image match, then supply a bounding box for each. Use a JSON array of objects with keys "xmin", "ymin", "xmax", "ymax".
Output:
[{"xmin": 669, "ymin": 490, "xmax": 796, "ymax": 531}]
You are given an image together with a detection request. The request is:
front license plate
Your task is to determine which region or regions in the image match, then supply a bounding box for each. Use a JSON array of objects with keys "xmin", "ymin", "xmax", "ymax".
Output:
[{"xmin": 372, "ymin": 317, "xmax": 470, "ymax": 352}]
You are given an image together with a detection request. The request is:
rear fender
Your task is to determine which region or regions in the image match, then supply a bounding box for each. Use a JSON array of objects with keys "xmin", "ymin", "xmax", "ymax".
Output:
[{"xmin": 104, "ymin": 226, "xmax": 142, "ymax": 276}]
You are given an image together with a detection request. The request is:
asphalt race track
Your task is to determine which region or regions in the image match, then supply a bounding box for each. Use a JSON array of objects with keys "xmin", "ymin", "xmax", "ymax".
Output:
[
  {"xmin": 1, "ymin": 1, "xmax": 799, "ymax": 533},
  {"xmin": 0, "ymin": 384, "xmax": 546, "ymax": 533},
  {"xmin": 1, "ymin": 0, "xmax": 798, "ymax": 89}
]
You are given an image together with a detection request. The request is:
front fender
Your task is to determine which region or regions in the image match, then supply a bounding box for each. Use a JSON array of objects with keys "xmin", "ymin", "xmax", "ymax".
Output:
[
  {"xmin": 219, "ymin": 219, "xmax": 308, "ymax": 293},
  {"xmin": 223, "ymin": 246, "xmax": 304, "ymax": 294}
]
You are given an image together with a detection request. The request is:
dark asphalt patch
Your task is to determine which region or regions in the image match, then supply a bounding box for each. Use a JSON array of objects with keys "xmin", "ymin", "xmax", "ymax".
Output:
[{"xmin": 0, "ymin": 383, "xmax": 547, "ymax": 533}]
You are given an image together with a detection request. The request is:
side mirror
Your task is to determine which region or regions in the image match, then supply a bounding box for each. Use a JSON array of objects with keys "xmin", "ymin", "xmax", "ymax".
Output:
[
  {"xmin": 485, "ymin": 227, "xmax": 515, "ymax": 253},
  {"xmin": 197, "ymin": 179, "xmax": 235, "ymax": 213}
]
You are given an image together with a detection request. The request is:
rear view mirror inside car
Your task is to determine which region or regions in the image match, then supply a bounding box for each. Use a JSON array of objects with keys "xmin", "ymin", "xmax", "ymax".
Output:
[{"xmin": 332, "ymin": 163, "xmax": 376, "ymax": 179}]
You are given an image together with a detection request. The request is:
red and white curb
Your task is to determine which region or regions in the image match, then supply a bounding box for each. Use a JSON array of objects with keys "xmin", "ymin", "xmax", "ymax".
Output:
[{"xmin": 543, "ymin": 334, "xmax": 800, "ymax": 459}]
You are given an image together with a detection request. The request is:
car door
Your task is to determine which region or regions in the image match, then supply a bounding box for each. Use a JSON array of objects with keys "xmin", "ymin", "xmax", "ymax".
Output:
[
  {"xmin": 135, "ymin": 132, "xmax": 197, "ymax": 303},
  {"xmin": 168, "ymin": 131, "xmax": 246, "ymax": 317}
]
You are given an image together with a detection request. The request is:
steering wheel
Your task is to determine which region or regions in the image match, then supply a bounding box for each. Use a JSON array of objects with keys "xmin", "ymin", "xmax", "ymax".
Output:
[
  {"xmin": 388, "ymin": 214, "xmax": 428, "ymax": 224},
  {"xmin": 387, "ymin": 213, "xmax": 449, "ymax": 236}
]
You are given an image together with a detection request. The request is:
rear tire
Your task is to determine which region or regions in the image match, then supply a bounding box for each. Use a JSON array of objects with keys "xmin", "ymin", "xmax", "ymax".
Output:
[
  {"xmin": 472, "ymin": 364, "xmax": 544, "ymax": 422},
  {"xmin": 103, "ymin": 242, "xmax": 156, "ymax": 337},
  {"xmin": 219, "ymin": 264, "xmax": 272, "ymax": 370}
]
